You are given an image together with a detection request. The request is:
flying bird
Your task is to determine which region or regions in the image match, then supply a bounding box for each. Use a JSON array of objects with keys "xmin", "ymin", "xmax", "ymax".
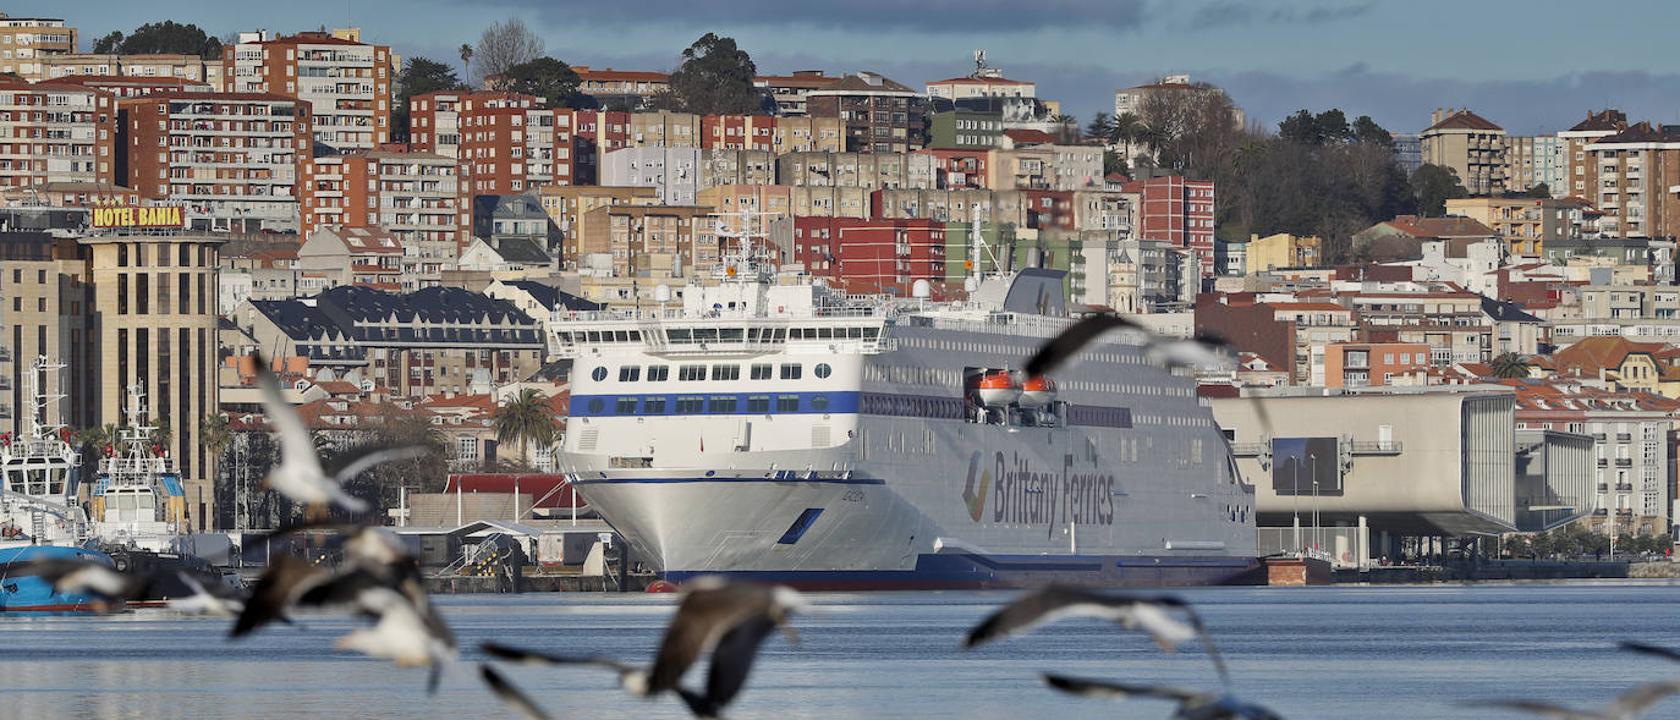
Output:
[
  {"xmin": 1466, "ymin": 679, "xmax": 1680, "ymax": 720},
  {"xmin": 14, "ymin": 556, "xmax": 155, "ymax": 611},
  {"xmin": 252, "ymin": 351, "xmax": 426, "ymax": 512},
  {"xmin": 480, "ymin": 578, "xmax": 805, "ymax": 719},
  {"xmin": 965, "ymin": 585, "xmax": 1228, "ymax": 685},
  {"xmin": 1044, "ymin": 673, "xmax": 1284, "ymax": 720},
  {"xmin": 335, "ymin": 586, "xmax": 456, "ymax": 673},
  {"xmin": 166, "ymin": 571, "xmax": 245, "ymax": 617}
]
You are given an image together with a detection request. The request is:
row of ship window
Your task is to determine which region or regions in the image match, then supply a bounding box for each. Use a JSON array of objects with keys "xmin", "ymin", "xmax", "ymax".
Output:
[
  {"xmin": 560, "ymin": 327, "xmax": 879, "ymax": 344},
  {"xmin": 585, "ymin": 394, "xmax": 832, "ymax": 415},
  {"xmin": 591, "ymin": 363, "xmax": 833, "ymax": 383}
]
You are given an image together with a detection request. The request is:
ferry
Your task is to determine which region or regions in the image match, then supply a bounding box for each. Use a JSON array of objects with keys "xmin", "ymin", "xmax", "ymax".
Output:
[
  {"xmin": 0, "ymin": 357, "xmax": 111, "ymax": 611},
  {"xmin": 553, "ymin": 229, "xmax": 1261, "ymax": 590}
]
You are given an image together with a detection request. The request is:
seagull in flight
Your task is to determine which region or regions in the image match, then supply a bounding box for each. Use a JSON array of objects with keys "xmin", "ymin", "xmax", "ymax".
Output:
[
  {"xmin": 481, "ymin": 577, "xmax": 805, "ymax": 719},
  {"xmin": 1044, "ymin": 673, "xmax": 1284, "ymax": 720},
  {"xmin": 167, "ymin": 571, "xmax": 245, "ymax": 617},
  {"xmin": 1620, "ymin": 641, "xmax": 1680, "ymax": 663},
  {"xmin": 13, "ymin": 556, "xmax": 157, "ymax": 612},
  {"xmin": 1467, "ymin": 679, "xmax": 1680, "ymax": 720},
  {"xmin": 252, "ymin": 351, "xmax": 426, "ymax": 512},
  {"xmin": 965, "ymin": 585, "xmax": 1229, "ymax": 685}
]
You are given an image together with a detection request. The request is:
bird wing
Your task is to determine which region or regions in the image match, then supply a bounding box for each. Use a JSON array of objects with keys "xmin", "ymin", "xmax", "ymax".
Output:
[
  {"xmin": 479, "ymin": 663, "xmax": 553, "ymax": 720},
  {"xmin": 965, "ymin": 584, "xmax": 1107, "ymax": 647},
  {"xmin": 18, "ymin": 558, "xmax": 145, "ymax": 599},
  {"xmin": 649, "ymin": 584, "xmax": 765, "ymax": 694},
  {"xmin": 1608, "ymin": 679, "xmax": 1680, "ymax": 716},
  {"xmin": 253, "ymin": 352, "xmax": 320, "ymax": 472},
  {"xmin": 1024, "ymin": 314, "xmax": 1144, "ymax": 377},
  {"xmin": 1620, "ymin": 640, "xmax": 1680, "ymax": 663},
  {"xmin": 329, "ymin": 445, "xmax": 430, "ymax": 484},
  {"xmin": 480, "ymin": 642, "xmax": 639, "ymax": 675},
  {"xmin": 702, "ymin": 614, "xmax": 781, "ymax": 711},
  {"xmin": 231, "ymin": 555, "xmax": 329, "ymax": 638},
  {"xmin": 1042, "ymin": 673, "xmax": 1205, "ymax": 702},
  {"xmin": 1464, "ymin": 700, "xmax": 1595, "ymax": 719}
]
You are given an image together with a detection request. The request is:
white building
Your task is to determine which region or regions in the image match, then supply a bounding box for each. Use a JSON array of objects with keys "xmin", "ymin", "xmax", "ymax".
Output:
[{"xmin": 600, "ymin": 147, "xmax": 701, "ymax": 206}]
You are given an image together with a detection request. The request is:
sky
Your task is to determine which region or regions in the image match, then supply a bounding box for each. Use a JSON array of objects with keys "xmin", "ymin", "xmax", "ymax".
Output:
[{"xmin": 20, "ymin": 0, "xmax": 1680, "ymax": 135}]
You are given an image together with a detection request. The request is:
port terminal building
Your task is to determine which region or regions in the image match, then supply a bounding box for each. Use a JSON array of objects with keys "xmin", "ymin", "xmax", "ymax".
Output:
[{"xmin": 1212, "ymin": 386, "xmax": 1594, "ymax": 568}]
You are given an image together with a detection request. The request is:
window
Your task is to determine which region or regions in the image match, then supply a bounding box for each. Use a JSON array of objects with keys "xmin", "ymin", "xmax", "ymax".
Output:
[
  {"xmin": 615, "ymin": 397, "xmax": 638, "ymax": 415},
  {"xmin": 712, "ymin": 365, "xmax": 740, "ymax": 381},
  {"xmin": 647, "ymin": 365, "xmax": 669, "ymax": 381},
  {"xmin": 643, "ymin": 397, "xmax": 667, "ymax": 414},
  {"xmin": 709, "ymin": 396, "xmax": 738, "ymax": 413},
  {"xmin": 814, "ymin": 363, "xmax": 832, "ymax": 379},
  {"xmin": 590, "ymin": 366, "xmax": 608, "ymax": 382},
  {"xmin": 747, "ymin": 395, "xmax": 770, "ymax": 413},
  {"xmin": 679, "ymin": 364, "xmax": 707, "ymax": 381},
  {"xmin": 675, "ymin": 396, "xmax": 705, "ymax": 413},
  {"xmin": 780, "ymin": 363, "xmax": 803, "ymax": 380},
  {"xmin": 456, "ymin": 436, "xmax": 478, "ymax": 463},
  {"xmin": 618, "ymin": 366, "xmax": 641, "ymax": 382},
  {"xmin": 776, "ymin": 395, "xmax": 801, "ymax": 412},
  {"xmin": 811, "ymin": 395, "xmax": 830, "ymax": 412},
  {"xmin": 750, "ymin": 363, "xmax": 773, "ymax": 380},
  {"xmin": 586, "ymin": 398, "xmax": 604, "ymax": 414}
]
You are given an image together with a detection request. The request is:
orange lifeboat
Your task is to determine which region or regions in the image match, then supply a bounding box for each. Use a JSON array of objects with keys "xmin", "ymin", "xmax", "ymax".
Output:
[
  {"xmin": 977, "ymin": 370, "xmax": 1022, "ymax": 407},
  {"xmin": 1019, "ymin": 376, "xmax": 1057, "ymax": 408}
]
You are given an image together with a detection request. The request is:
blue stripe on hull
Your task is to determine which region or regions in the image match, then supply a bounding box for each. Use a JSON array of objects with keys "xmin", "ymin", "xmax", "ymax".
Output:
[
  {"xmin": 0, "ymin": 546, "xmax": 114, "ymax": 613},
  {"xmin": 663, "ymin": 553, "xmax": 1266, "ymax": 591}
]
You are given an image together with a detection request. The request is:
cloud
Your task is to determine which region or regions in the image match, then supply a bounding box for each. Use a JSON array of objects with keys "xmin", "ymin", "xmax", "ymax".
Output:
[
  {"xmin": 465, "ymin": 0, "xmax": 1150, "ymax": 33},
  {"xmin": 1188, "ymin": 1, "xmax": 1376, "ymax": 30}
]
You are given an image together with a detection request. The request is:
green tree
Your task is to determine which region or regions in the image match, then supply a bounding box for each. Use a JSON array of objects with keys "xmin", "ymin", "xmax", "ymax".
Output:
[
  {"xmin": 1102, "ymin": 150, "xmax": 1128, "ymax": 178},
  {"xmin": 458, "ymin": 43, "xmax": 474, "ymax": 81},
  {"xmin": 1314, "ymin": 109, "xmax": 1351, "ymax": 143},
  {"xmin": 1277, "ymin": 109, "xmax": 1320, "ymax": 145},
  {"xmin": 101, "ymin": 21, "xmax": 222, "ymax": 58},
  {"xmin": 200, "ymin": 413, "xmax": 232, "ymax": 462},
  {"xmin": 493, "ymin": 389, "xmax": 559, "ymax": 469},
  {"xmin": 1351, "ymin": 115, "xmax": 1393, "ymax": 148},
  {"xmin": 1085, "ymin": 112, "xmax": 1114, "ymax": 143},
  {"xmin": 1410, "ymin": 163, "xmax": 1468, "ymax": 217},
  {"xmin": 1489, "ymin": 352, "xmax": 1531, "ymax": 379},
  {"xmin": 395, "ymin": 56, "xmax": 465, "ymax": 139},
  {"xmin": 667, "ymin": 33, "xmax": 761, "ymax": 115},
  {"xmin": 496, "ymin": 56, "xmax": 583, "ymax": 107},
  {"xmin": 1526, "ymin": 182, "xmax": 1551, "ymax": 198}
]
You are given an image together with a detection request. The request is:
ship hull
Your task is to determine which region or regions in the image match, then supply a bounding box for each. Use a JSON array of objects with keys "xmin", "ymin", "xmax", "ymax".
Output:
[
  {"xmin": 0, "ymin": 546, "xmax": 115, "ymax": 613},
  {"xmin": 575, "ymin": 474, "xmax": 1263, "ymax": 591}
]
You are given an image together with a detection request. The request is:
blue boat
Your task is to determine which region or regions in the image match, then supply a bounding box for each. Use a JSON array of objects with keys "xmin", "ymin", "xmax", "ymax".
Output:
[
  {"xmin": 0, "ymin": 545, "xmax": 112, "ymax": 612},
  {"xmin": 0, "ymin": 356, "xmax": 106, "ymax": 613}
]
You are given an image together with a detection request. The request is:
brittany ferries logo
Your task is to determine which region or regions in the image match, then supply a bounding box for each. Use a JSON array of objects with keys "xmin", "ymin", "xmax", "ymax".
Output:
[{"xmin": 963, "ymin": 451, "xmax": 1117, "ymax": 534}]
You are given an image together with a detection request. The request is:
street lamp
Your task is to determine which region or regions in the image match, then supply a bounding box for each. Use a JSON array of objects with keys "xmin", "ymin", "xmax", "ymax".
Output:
[
  {"xmin": 1292, "ymin": 455, "xmax": 1301, "ymax": 554},
  {"xmin": 1310, "ymin": 452, "xmax": 1319, "ymax": 555}
]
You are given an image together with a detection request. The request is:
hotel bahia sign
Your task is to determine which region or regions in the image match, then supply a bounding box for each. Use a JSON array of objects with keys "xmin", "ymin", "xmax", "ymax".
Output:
[{"xmin": 90, "ymin": 204, "xmax": 185, "ymax": 230}]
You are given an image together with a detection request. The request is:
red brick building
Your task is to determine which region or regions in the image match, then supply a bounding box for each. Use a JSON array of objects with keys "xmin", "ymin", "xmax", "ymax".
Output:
[
  {"xmin": 1124, "ymin": 175, "xmax": 1216, "ymax": 279},
  {"xmin": 222, "ymin": 32, "xmax": 394, "ymax": 152},
  {"xmin": 0, "ymin": 77, "xmax": 117, "ymax": 189},
  {"xmin": 918, "ymin": 148, "xmax": 993, "ymax": 190},
  {"xmin": 794, "ymin": 216, "xmax": 949, "ymax": 297},
  {"xmin": 702, "ymin": 114, "xmax": 776, "ymax": 151},
  {"xmin": 300, "ymin": 149, "xmax": 471, "ymax": 252}
]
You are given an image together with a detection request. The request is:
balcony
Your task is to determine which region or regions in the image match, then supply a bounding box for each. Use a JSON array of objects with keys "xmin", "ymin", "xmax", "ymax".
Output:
[
  {"xmin": 1597, "ymin": 483, "xmax": 1609, "ymax": 493},
  {"xmin": 1592, "ymin": 433, "xmax": 1607, "ymax": 441},
  {"xmin": 1615, "ymin": 458, "xmax": 1633, "ymax": 468},
  {"xmin": 1617, "ymin": 433, "xmax": 1632, "ymax": 442},
  {"xmin": 1616, "ymin": 483, "xmax": 1634, "ymax": 493},
  {"xmin": 1597, "ymin": 458, "xmax": 1608, "ymax": 468}
]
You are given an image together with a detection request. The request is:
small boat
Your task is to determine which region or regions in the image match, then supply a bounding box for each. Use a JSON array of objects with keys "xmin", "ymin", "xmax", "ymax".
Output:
[{"xmin": 976, "ymin": 370, "xmax": 1022, "ymax": 407}]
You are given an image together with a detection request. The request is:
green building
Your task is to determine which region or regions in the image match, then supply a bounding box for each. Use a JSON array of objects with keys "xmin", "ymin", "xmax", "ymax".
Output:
[{"xmin": 928, "ymin": 110, "xmax": 1005, "ymax": 150}]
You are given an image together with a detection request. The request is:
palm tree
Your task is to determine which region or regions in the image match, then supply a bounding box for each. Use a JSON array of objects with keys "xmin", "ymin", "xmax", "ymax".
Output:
[
  {"xmin": 1489, "ymin": 352, "xmax": 1531, "ymax": 379},
  {"xmin": 458, "ymin": 43, "xmax": 474, "ymax": 81},
  {"xmin": 493, "ymin": 389, "xmax": 558, "ymax": 469},
  {"xmin": 200, "ymin": 413, "xmax": 232, "ymax": 469}
]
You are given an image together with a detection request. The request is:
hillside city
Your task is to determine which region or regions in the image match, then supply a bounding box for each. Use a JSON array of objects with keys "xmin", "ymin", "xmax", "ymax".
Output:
[{"xmin": 2, "ymin": 10, "xmax": 1677, "ymax": 564}]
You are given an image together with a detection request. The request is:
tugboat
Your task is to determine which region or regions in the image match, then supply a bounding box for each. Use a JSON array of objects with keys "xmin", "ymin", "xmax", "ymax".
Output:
[
  {"xmin": 0, "ymin": 357, "xmax": 111, "ymax": 612},
  {"xmin": 86, "ymin": 384, "xmax": 224, "ymax": 605}
]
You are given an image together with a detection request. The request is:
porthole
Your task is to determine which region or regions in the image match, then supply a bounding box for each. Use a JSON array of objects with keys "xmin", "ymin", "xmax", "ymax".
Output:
[
  {"xmin": 591, "ymin": 366, "xmax": 608, "ymax": 382},
  {"xmin": 815, "ymin": 363, "xmax": 832, "ymax": 379}
]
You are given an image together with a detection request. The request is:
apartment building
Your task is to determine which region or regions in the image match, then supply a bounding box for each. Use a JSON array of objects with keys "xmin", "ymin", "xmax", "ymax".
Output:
[
  {"xmin": 0, "ymin": 231, "xmax": 93, "ymax": 437},
  {"xmin": 1122, "ymin": 175, "xmax": 1216, "ymax": 279},
  {"xmin": 629, "ymin": 111, "xmax": 701, "ymax": 148},
  {"xmin": 537, "ymin": 185, "xmax": 660, "ymax": 264},
  {"xmin": 575, "ymin": 204, "xmax": 721, "ymax": 277},
  {"xmin": 1245, "ymin": 233, "xmax": 1322, "ymax": 273},
  {"xmin": 1503, "ymin": 135, "xmax": 1564, "ymax": 195},
  {"xmin": 776, "ymin": 151, "xmax": 938, "ymax": 190},
  {"xmin": 701, "ymin": 113, "xmax": 775, "ymax": 151},
  {"xmin": 754, "ymin": 71, "xmax": 832, "ymax": 116},
  {"xmin": 119, "ymin": 92, "xmax": 310, "ymax": 232},
  {"xmin": 1558, "ymin": 109, "xmax": 1627, "ymax": 200},
  {"xmin": 42, "ymin": 53, "xmax": 224, "ymax": 88},
  {"xmin": 928, "ymin": 110, "xmax": 1004, "ymax": 150},
  {"xmin": 0, "ymin": 77, "xmax": 117, "ymax": 189},
  {"xmin": 769, "ymin": 116, "xmax": 845, "ymax": 154},
  {"xmin": 0, "ymin": 14, "xmax": 77, "ymax": 81},
  {"xmin": 1421, "ymin": 108, "xmax": 1507, "ymax": 196},
  {"xmin": 572, "ymin": 66, "xmax": 668, "ymax": 109},
  {"xmin": 1444, "ymin": 197, "xmax": 1575, "ymax": 258},
  {"xmin": 242, "ymin": 285, "xmax": 545, "ymax": 398},
  {"xmin": 806, "ymin": 72, "xmax": 928, "ymax": 154},
  {"xmin": 80, "ymin": 231, "xmax": 225, "ymax": 530},
  {"xmin": 51, "ymin": 75, "xmax": 211, "ymax": 99},
  {"xmin": 1323, "ymin": 341, "xmax": 1432, "ymax": 388},
  {"xmin": 223, "ymin": 31, "xmax": 394, "ymax": 152},
  {"xmin": 300, "ymin": 150, "xmax": 470, "ymax": 255},
  {"xmin": 1344, "ymin": 290, "xmax": 1493, "ymax": 367},
  {"xmin": 926, "ymin": 73, "xmax": 1036, "ymax": 101},
  {"xmin": 1583, "ymin": 122, "xmax": 1680, "ymax": 239}
]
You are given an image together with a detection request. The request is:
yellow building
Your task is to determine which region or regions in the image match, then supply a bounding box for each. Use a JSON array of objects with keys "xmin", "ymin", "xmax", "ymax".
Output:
[
  {"xmin": 537, "ymin": 185, "xmax": 661, "ymax": 267},
  {"xmin": 1243, "ymin": 233, "xmax": 1322, "ymax": 274},
  {"xmin": 1444, "ymin": 197, "xmax": 1572, "ymax": 258},
  {"xmin": 0, "ymin": 13, "xmax": 77, "ymax": 80}
]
